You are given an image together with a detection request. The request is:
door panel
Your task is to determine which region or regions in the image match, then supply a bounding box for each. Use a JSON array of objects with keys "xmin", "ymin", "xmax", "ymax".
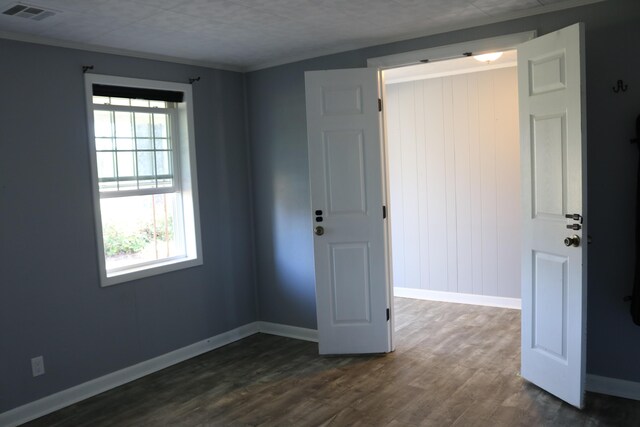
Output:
[
  {"xmin": 306, "ymin": 68, "xmax": 392, "ymax": 355},
  {"xmin": 519, "ymin": 22, "xmax": 586, "ymax": 408},
  {"xmin": 330, "ymin": 243, "xmax": 371, "ymax": 323},
  {"xmin": 532, "ymin": 113, "xmax": 567, "ymax": 217},
  {"xmin": 324, "ymin": 130, "xmax": 367, "ymax": 214},
  {"xmin": 532, "ymin": 251, "xmax": 567, "ymax": 360}
]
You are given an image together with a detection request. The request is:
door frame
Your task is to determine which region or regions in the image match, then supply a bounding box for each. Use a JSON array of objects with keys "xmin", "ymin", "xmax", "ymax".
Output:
[
  {"xmin": 367, "ymin": 31, "xmax": 537, "ymax": 328},
  {"xmin": 366, "ymin": 29, "xmax": 587, "ymax": 406}
]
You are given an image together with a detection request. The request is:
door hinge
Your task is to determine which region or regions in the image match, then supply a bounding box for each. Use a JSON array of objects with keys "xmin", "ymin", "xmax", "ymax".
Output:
[
  {"xmin": 386, "ymin": 308, "xmax": 390, "ymax": 321},
  {"xmin": 383, "ymin": 205, "xmax": 387, "ymax": 219},
  {"xmin": 378, "ymin": 98, "xmax": 382, "ymax": 112}
]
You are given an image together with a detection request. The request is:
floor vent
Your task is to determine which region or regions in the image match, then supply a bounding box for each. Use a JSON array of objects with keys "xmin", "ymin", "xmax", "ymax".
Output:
[{"xmin": 2, "ymin": 4, "xmax": 57, "ymax": 21}]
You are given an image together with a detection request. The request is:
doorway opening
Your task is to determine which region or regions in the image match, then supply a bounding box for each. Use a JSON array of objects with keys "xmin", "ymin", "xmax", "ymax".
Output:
[
  {"xmin": 381, "ymin": 50, "xmax": 522, "ymax": 319},
  {"xmin": 305, "ymin": 24, "xmax": 585, "ymax": 406}
]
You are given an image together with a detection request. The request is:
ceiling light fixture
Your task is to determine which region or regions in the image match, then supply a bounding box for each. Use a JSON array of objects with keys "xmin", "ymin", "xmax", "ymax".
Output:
[{"xmin": 474, "ymin": 52, "xmax": 503, "ymax": 63}]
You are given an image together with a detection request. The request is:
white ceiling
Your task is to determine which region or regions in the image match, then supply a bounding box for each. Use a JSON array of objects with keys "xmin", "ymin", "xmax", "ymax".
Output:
[{"xmin": 0, "ymin": 0, "xmax": 601, "ymax": 71}]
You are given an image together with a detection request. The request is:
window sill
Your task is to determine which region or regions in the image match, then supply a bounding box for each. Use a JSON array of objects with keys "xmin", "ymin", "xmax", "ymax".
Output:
[{"xmin": 101, "ymin": 255, "xmax": 202, "ymax": 287}]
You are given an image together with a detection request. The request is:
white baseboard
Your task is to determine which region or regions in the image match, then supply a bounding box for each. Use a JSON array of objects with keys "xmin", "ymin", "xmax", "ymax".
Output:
[
  {"xmin": 586, "ymin": 374, "xmax": 640, "ymax": 401},
  {"xmin": 0, "ymin": 321, "xmax": 319, "ymax": 427},
  {"xmin": 0, "ymin": 322, "xmax": 260, "ymax": 427},
  {"xmin": 258, "ymin": 321, "xmax": 318, "ymax": 342},
  {"xmin": 4, "ymin": 320, "xmax": 637, "ymax": 426},
  {"xmin": 394, "ymin": 286, "xmax": 521, "ymax": 309}
]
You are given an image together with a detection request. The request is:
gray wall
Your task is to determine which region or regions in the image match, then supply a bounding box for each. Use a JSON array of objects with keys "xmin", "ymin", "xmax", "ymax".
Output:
[
  {"xmin": 0, "ymin": 39, "xmax": 257, "ymax": 412},
  {"xmin": 247, "ymin": 0, "xmax": 640, "ymax": 383}
]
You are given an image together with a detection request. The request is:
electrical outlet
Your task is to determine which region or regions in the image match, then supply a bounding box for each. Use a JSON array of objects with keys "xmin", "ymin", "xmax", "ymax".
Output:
[{"xmin": 31, "ymin": 356, "xmax": 45, "ymax": 377}]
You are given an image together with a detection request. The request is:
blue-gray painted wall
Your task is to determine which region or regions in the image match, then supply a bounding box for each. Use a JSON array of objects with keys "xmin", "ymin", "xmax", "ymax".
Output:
[
  {"xmin": 246, "ymin": 0, "xmax": 640, "ymax": 382},
  {"xmin": 4, "ymin": 0, "xmax": 640, "ymax": 415},
  {"xmin": 0, "ymin": 39, "xmax": 257, "ymax": 412}
]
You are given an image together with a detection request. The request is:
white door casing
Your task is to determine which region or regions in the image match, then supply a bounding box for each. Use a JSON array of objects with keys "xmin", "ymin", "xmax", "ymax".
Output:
[
  {"xmin": 518, "ymin": 23, "xmax": 587, "ymax": 408},
  {"xmin": 305, "ymin": 68, "xmax": 393, "ymax": 355}
]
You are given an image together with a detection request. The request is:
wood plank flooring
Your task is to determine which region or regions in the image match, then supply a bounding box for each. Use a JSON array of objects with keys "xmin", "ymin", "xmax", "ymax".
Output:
[{"xmin": 24, "ymin": 298, "xmax": 640, "ymax": 426}]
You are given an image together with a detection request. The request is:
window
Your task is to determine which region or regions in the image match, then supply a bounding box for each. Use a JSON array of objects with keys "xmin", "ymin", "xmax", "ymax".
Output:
[{"xmin": 85, "ymin": 74, "xmax": 202, "ymax": 287}]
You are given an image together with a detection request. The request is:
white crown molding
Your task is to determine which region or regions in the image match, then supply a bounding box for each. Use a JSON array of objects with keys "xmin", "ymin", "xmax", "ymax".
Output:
[
  {"xmin": 245, "ymin": 0, "xmax": 606, "ymax": 72},
  {"xmin": 394, "ymin": 287, "xmax": 522, "ymax": 310},
  {"xmin": 0, "ymin": 30, "xmax": 243, "ymax": 73}
]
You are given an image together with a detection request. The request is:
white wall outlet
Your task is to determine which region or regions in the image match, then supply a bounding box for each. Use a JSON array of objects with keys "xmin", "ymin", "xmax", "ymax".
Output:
[{"xmin": 31, "ymin": 356, "xmax": 45, "ymax": 377}]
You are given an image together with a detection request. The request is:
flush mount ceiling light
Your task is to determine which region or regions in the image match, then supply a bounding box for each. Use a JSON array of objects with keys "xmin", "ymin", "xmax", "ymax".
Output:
[{"xmin": 474, "ymin": 52, "xmax": 503, "ymax": 63}]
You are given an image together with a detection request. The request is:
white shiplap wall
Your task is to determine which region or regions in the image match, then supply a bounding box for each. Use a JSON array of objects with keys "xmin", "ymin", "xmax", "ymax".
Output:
[{"xmin": 386, "ymin": 66, "xmax": 521, "ymax": 298}]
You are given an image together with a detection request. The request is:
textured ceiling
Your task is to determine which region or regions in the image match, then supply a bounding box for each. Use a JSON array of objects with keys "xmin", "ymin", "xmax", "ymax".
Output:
[{"xmin": 0, "ymin": 0, "xmax": 598, "ymax": 71}]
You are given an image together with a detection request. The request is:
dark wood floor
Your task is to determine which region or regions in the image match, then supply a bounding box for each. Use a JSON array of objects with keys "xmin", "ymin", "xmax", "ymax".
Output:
[{"xmin": 24, "ymin": 298, "xmax": 640, "ymax": 426}]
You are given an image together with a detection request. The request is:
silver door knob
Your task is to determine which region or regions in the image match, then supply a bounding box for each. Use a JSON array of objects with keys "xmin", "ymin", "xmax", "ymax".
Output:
[
  {"xmin": 564, "ymin": 235, "xmax": 580, "ymax": 247},
  {"xmin": 314, "ymin": 226, "xmax": 324, "ymax": 236}
]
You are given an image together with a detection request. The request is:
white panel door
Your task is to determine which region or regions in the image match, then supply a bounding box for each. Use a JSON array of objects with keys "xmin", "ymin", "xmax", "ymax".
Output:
[
  {"xmin": 305, "ymin": 68, "xmax": 392, "ymax": 355},
  {"xmin": 518, "ymin": 23, "xmax": 587, "ymax": 408}
]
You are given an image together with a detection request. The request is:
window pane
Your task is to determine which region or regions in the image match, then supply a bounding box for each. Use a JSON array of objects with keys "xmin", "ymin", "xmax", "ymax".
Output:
[
  {"xmin": 93, "ymin": 96, "xmax": 110, "ymax": 105},
  {"xmin": 115, "ymin": 112, "xmax": 133, "ymax": 138},
  {"xmin": 94, "ymin": 111, "xmax": 113, "ymax": 137},
  {"xmin": 131, "ymin": 99, "xmax": 149, "ymax": 107},
  {"xmin": 95, "ymin": 138, "xmax": 113, "ymax": 151},
  {"xmin": 149, "ymin": 100, "xmax": 167, "ymax": 108},
  {"xmin": 96, "ymin": 152, "xmax": 115, "ymax": 178},
  {"xmin": 92, "ymin": 105, "xmax": 176, "ymax": 195},
  {"xmin": 117, "ymin": 151, "xmax": 135, "ymax": 178},
  {"xmin": 153, "ymin": 114, "xmax": 168, "ymax": 138},
  {"xmin": 155, "ymin": 151, "xmax": 171, "ymax": 176},
  {"xmin": 137, "ymin": 151, "xmax": 155, "ymax": 177},
  {"xmin": 135, "ymin": 113, "xmax": 152, "ymax": 138},
  {"xmin": 116, "ymin": 138, "xmax": 134, "ymax": 150},
  {"xmin": 100, "ymin": 194, "xmax": 184, "ymax": 271},
  {"xmin": 137, "ymin": 138, "xmax": 153, "ymax": 149},
  {"xmin": 111, "ymin": 97, "xmax": 130, "ymax": 106}
]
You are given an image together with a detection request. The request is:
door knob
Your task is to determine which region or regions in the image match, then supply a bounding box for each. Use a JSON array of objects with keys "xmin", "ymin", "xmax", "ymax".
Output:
[
  {"xmin": 314, "ymin": 226, "xmax": 324, "ymax": 236},
  {"xmin": 564, "ymin": 235, "xmax": 580, "ymax": 247}
]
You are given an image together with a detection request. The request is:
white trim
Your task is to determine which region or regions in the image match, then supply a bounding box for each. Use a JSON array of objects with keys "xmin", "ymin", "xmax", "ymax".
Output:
[
  {"xmin": 385, "ymin": 61, "xmax": 517, "ymax": 85},
  {"xmin": 0, "ymin": 322, "xmax": 260, "ymax": 427},
  {"xmin": 4, "ymin": 322, "xmax": 637, "ymax": 426},
  {"xmin": 247, "ymin": 0, "xmax": 604, "ymax": 71},
  {"xmin": 257, "ymin": 321, "xmax": 318, "ymax": 342},
  {"xmin": 586, "ymin": 374, "xmax": 640, "ymax": 401},
  {"xmin": 0, "ymin": 30, "xmax": 242, "ymax": 72},
  {"xmin": 368, "ymin": 32, "xmax": 534, "ymax": 69},
  {"xmin": 84, "ymin": 73, "xmax": 203, "ymax": 287},
  {"xmin": 394, "ymin": 287, "xmax": 521, "ymax": 310}
]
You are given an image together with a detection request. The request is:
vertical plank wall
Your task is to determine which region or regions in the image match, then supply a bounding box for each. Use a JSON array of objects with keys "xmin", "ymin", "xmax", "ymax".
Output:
[{"xmin": 386, "ymin": 66, "xmax": 520, "ymax": 298}]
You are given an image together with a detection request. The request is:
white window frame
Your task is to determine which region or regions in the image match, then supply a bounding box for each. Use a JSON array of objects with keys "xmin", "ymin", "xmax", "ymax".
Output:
[{"xmin": 84, "ymin": 74, "xmax": 203, "ymax": 287}]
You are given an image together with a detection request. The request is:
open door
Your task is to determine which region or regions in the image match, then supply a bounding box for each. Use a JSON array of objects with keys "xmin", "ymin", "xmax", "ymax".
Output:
[
  {"xmin": 518, "ymin": 23, "xmax": 587, "ymax": 408},
  {"xmin": 305, "ymin": 68, "xmax": 392, "ymax": 355}
]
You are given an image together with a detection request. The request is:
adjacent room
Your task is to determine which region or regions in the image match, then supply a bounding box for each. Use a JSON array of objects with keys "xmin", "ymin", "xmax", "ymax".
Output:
[
  {"xmin": 384, "ymin": 51, "xmax": 522, "ymax": 309},
  {"xmin": 3, "ymin": 0, "xmax": 640, "ymax": 426}
]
